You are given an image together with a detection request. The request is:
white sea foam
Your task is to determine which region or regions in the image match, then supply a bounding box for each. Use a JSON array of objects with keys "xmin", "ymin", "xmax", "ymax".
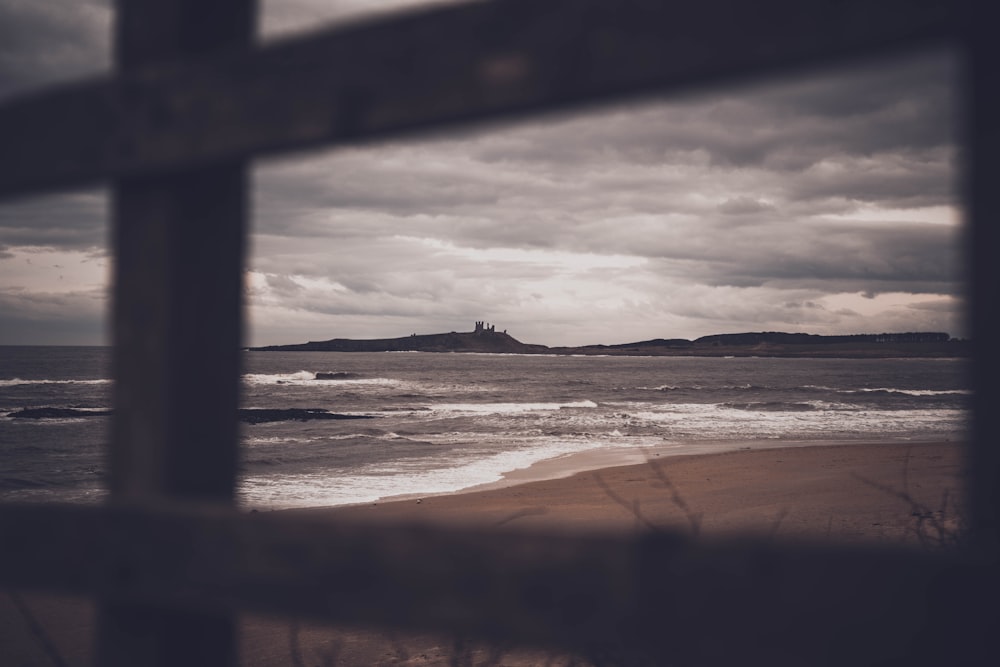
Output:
[
  {"xmin": 630, "ymin": 403, "xmax": 967, "ymax": 438},
  {"xmin": 0, "ymin": 378, "xmax": 111, "ymax": 387},
  {"xmin": 242, "ymin": 371, "xmax": 315, "ymax": 384},
  {"xmin": 5, "ymin": 416, "xmax": 105, "ymax": 425},
  {"xmin": 803, "ymin": 384, "xmax": 969, "ymax": 396},
  {"xmin": 244, "ymin": 435, "xmax": 323, "ymax": 446},
  {"xmin": 242, "ymin": 371, "xmax": 398, "ymax": 386},
  {"xmin": 238, "ymin": 435, "xmax": 612, "ymax": 509},
  {"xmin": 854, "ymin": 387, "xmax": 971, "ymax": 396},
  {"xmin": 243, "ymin": 431, "xmax": 403, "ymax": 446},
  {"xmin": 429, "ymin": 400, "xmax": 598, "ymax": 415}
]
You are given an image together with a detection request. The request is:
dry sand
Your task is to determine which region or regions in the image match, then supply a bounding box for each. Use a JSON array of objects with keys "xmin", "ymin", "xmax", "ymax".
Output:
[{"xmin": 3, "ymin": 441, "xmax": 965, "ymax": 666}]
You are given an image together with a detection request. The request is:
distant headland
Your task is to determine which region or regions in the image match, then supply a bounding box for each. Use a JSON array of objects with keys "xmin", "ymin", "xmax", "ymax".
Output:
[{"xmin": 249, "ymin": 322, "xmax": 968, "ymax": 358}]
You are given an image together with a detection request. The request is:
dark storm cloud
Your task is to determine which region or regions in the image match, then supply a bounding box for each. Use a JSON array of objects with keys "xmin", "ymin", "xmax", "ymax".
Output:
[
  {"xmin": 609, "ymin": 219, "xmax": 958, "ymax": 291},
  {"xmin": 460, "ymin": 50, "xmax": 956, "ymax": 171},
  {"xmin": 0, "ymin": 189, "xmax": 108, "ymax": 253},
  {"xmin": 0, "ymin": 0, "xmax": 111, "ymax": 344},
  {"xmin": 255, "ymin": 47, "xmax": 958, "ymax": 238},
  {"xmin": 0, "ymin": 286, "xmax": 106, "ymax": 344},
  {"xmin": 0, "ymin": 0, "xmax": 111, "ymax": 318},
  {"xmin": 0, "ymin": 0, "xmax": 110, "ymax": 100},
  {"xmin": 783, "ymin": 148, "xmax": 954, "ymax": 209}
]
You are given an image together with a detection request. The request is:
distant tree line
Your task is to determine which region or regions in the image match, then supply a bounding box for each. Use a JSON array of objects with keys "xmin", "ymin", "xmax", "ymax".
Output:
[{"xmin": 694, "ymin": 332, "xmax": 952, "ymax": 346}]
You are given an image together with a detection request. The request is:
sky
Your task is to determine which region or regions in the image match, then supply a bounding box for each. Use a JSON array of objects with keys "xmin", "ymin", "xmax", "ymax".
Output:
[{"xmin": 0, "ymin": 0, "xmax": 966, "ymax": 347}]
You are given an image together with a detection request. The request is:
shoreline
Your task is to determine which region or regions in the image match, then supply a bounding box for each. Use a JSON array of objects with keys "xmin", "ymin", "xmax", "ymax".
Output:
[{"xmin": 326, "ymin": 436, "xmax": 961, "ymax": 511}]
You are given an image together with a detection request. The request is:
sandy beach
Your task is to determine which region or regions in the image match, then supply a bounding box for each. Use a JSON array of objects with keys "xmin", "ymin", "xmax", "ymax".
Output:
[
  {"xmin": 309, "ymin": 440, "xmax": 964, "ymax": 540},
  {"xmin": 4, "ymin": 440, "xmax": 965, "ymax": 666}
]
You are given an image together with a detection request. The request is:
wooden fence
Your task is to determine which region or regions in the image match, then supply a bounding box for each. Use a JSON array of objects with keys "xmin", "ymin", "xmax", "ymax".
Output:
[{"xmin": 1, "ymin": 1, "xmax": 997, "ymax": 665}]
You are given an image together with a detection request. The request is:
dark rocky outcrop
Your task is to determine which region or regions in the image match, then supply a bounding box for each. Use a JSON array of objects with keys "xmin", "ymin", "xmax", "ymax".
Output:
[
  {"xmin": 694, "ymin": 331, "xmax": 951, "ymax": 346},
  {"xmin": 8, "ymin": 407, "xmax": 112, "ymax": 419},
  {"xmin": 238, "ymin": 408, "xmax": 374, "ymax": 424},
  {"xmin": 7, "ymin": 407, "xmax": 375, "ymax": 423},
  {"xmin": 549, "ymin": 338, "xmax": 695, "ymax": 355},
  {"xmin": 315, "ymin": 372, "xmax": 362, "ymax": 380}
]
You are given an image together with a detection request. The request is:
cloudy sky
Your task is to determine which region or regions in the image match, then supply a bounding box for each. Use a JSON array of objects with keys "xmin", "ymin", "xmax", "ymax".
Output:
[{"xmin": 0, "ymin": 1, "xmax": 965, "ymax": 346}]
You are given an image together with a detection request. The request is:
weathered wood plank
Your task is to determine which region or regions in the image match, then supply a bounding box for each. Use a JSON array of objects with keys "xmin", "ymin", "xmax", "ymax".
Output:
[
  {"xmin": 0, "ymin": 0, "xmax": 956, "ymax": 199},
  {"xmin": 965, "ymin": 1, "xmax": 1000, "ymax": 555},
  {"xmin": 109, "ymin": 163, "xmax": 246, "ymax": 503},
  {"xmin": 99, "ymin": 2, "xmax": 256, "ymax": 666},
  {"xmin": 0, "ymin": 503, "xmax": 994, "ymax": 666}
]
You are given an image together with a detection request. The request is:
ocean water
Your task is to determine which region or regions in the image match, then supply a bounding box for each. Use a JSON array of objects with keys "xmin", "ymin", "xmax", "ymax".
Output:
[{"xmin": 0, "ymin": 347, "xmax": 971, "ymax": 508}]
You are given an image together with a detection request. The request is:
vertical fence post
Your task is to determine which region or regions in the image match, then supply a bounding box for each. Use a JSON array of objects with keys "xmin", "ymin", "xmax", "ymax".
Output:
[
  {"xmin": 98, "ymin": 2, "xmax": 256, "ymax": 666},
  {"xmin": 965, "ymin": 0, "xmax": 1000, "ymax": 558}
]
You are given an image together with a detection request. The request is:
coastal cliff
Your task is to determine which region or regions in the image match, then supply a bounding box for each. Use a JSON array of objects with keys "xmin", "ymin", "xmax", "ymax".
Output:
[{"xmin": 250, "ymin": 324, "xmax": 968, "ymax": 358}]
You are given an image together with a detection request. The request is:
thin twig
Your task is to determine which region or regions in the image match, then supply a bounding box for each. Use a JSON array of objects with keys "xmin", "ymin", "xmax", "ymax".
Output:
[
  {"xmin": 494, "ymin": 506, "xmax": 548, "ymax": 527},
  {"xmin": 479, "ymin": 642, "xmax": 509, "ymax": 667},
  {"xmin": 593, "ymin": 472, "xmax": 657, "ymax": 531},
  {"xmin": 7, "ymin": 591, "xmax": 69, "ymax": 667},
  {"xmin": 288, "ymin": 621, "xmax": 307, "ymax": 667},
  {"xmin": 768, "ymin": 509, "xmax": 788, "ymax": 540},
  {"xmin": 386, "ymin": 628, "xmax": 410, "ymax": 665},
  {"xmin": 450, "ymin": 635, "xmax": 472, "ymax": 667},
  {"xmin": 901, "ymin": 446, "xmax": 913, "ymax": 495},
  {"xmin": 852, "ymin": 472, "xmax": 962, "ymax": 548},
  {"xmin": 645, "ymin": 457, "xmax": 702, "ymax": 536},
  {"xmin": 316, "ymin": 637, "xmax": 343, "ymax": 667}
]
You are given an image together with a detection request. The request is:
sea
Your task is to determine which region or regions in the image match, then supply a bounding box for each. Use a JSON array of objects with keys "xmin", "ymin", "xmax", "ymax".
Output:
[{"xmin": 0, "ymin": 346, "xmax": 971, "ymax": 509}]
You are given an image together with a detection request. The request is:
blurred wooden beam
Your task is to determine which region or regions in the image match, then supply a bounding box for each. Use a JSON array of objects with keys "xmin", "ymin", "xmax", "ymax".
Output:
[
  {"xmin": 98, "ymin": 2, "xmax": 256, "ymax": 666},
  {"xmin": 964, "ymin": 0, "xmax": 1000, "ymax": 555},
  {"xmin": 0, "ymin": 0, "xmax": 956, "ymax": 200},
  {"xmin": 0, "ymin": 503, "xmax": 994, "ymax": 666}
]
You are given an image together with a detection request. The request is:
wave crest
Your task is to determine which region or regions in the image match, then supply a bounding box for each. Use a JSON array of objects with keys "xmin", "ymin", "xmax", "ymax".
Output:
[{"xmin": 430, "ymin": 400, "xmax": 598, "ymax": 415}]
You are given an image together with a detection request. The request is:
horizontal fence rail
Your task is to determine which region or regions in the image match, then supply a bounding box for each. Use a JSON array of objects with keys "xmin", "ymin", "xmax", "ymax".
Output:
[
  {"xmin": 0, "ymin": 0, "xmax": 957, "ymax": 199},
  {"xmin": 1, "ymin": 503, "xmax": 996, "ymax": 666}
]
